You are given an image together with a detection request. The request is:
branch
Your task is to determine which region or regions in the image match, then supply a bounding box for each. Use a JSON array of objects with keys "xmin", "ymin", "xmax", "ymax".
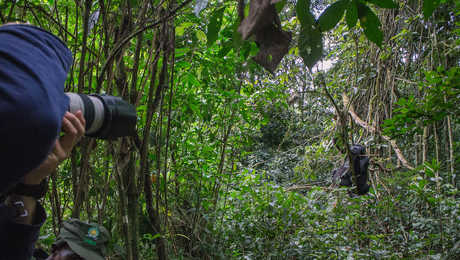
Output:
[
  {"xmin": 285, "ymin": 181, "xmax": 329, "ymax": 192},
  {"xmin": 343, "ymin": 94, "xmax": 414, "ymax": 170},
  {"xmin": 97, "ymin": 0, "xmax": 193, "ymax": 88}
]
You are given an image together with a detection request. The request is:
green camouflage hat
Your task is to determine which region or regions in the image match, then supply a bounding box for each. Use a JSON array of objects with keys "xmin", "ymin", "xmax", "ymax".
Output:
[{"xmin": 55, "ymin": 219, "xmax": 110, "ymax": 260}]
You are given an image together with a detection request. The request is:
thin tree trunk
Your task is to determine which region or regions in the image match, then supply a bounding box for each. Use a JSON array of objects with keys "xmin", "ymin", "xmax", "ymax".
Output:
[
  {"xmin": 422, "ymin": 126, "xmax": 429, "ymax": 164},
  {"xmin": 112, "ymin": 141, "xmax": 133, "ymax": 259},
  {"xmin": 50, "ymin": 172, "xmax": 61, "ymax": 235},
  {"xmin": 446, "ymin": 115, "xmax": 455, "ymax": 185},
  {"xmin": 434, "ymin": 123, "xmax": 440, "ymax": 191}
]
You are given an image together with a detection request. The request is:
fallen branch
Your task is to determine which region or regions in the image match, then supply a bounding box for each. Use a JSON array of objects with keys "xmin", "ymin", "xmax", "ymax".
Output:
[
  {"xmin": 343, "ymin": 94, "xmax": 414, "ymax": 170},
  {"xmin": 285, "ymin": 181, "xmax": 329, "ymax": 192}
]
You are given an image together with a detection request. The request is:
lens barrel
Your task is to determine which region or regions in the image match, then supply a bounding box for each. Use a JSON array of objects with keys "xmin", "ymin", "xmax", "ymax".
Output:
[{"xmin": 66, "ymin": 93, "xmax": 137, "ymax": 139}]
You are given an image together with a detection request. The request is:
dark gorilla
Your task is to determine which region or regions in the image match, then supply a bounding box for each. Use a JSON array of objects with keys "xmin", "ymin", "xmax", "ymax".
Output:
[{"xmin": 332, "ymin": 145, "xmax": 370, "ymax": 195}]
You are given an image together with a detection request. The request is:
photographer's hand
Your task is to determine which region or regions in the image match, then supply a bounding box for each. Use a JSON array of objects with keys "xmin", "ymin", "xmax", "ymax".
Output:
[
  {"xmin": 7, "ymin": 111, "xmax": 85, "ymax": 225},
  {"xmin": 23, "ymin": 111, "xmax": 86, "ymax": 185}
]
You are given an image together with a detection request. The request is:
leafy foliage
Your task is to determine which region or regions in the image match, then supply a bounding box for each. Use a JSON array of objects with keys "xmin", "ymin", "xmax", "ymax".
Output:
[
  {"xmin": 383, "ymin": 67, "xmax": 460, "ymax": 138},
  {"xmin": 1, "ymin": 0, "xmax": 458, "ymax": 259}
]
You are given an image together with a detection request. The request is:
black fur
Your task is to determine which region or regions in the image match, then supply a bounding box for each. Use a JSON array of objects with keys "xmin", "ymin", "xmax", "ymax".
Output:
[{"xmin": 332, "ymin": 145, "xmax": 370, "ymax": 195}]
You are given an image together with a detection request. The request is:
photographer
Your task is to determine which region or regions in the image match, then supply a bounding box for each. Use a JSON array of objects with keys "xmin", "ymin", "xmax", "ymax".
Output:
[{"xmin": 0, "ymin": 24, "xmax": 85, "ymax": 259}]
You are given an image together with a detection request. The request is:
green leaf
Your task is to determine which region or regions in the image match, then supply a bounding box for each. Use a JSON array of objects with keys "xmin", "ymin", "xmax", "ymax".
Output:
[
  {"xmin": 196, "ymin": 29, "xmax": 207, "ymax": 43},
  {"xmin": 207, "ymin": 7, "xmax": 225, "ymax": 46},
  {"xmin": 275, "ymin": 0, "xmax": 287, "ymax": 13},
  {"xmin": 366, "ymin": 0, "xmax": 398, "ymax": 8},
  {"xmin": 298, "ymin": 24, "xmax": 323, "ymax": 69},
  {"xmin": 318, "ymin": 0, "xmax": 348, "ymax": 32},
  {"xmin": 358, "ymin": 3, "xmax": 383, "ymax": 47},
  {"xmin": 175, "ymin": 48, "xmax": 190, "ymax": 58},
  {"xmin": 176, "ymin": 22, "xmax": 194, "ymax": 37},
  {"xmin": 232, "ymin": 21, "xmax": 243, "ymax": 49},
  {"xmin": 218, "ymin": 40, "xmax": 233, "ymax": 57},
  {"xmin": 296, "ymin": 0, "xmax": 314, "ymax": 27},
  {"xmin": 423, "ymin": 0, "xmax": 441, "ymax": 19},
  {"xmin": 346, "ymin": 0, "xmax": 358, "ymax": 28}
]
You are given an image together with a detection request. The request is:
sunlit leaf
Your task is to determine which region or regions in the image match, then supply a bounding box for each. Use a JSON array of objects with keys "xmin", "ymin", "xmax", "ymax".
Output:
[
  {"xmin": 196, "ymin": 29, "xmax": 207, "ymax": 43},
  {"xmin": 175, "ymin": 48, "xmax": 190, "ymax": 58},
  {"xmin": 176, "ymin": 22, "xmax": 194, "ymax": 37}
]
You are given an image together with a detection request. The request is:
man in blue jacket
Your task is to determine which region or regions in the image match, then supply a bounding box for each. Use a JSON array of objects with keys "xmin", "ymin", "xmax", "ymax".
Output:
[{"xmin": 0, "ymin": 23, "xmax": 85, "ymax": 259}]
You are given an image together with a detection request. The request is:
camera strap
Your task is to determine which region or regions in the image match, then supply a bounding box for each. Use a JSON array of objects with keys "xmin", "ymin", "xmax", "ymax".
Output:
[{"xmin": 11, "ymin": 178, "xmax": 49, "ymax": 199}]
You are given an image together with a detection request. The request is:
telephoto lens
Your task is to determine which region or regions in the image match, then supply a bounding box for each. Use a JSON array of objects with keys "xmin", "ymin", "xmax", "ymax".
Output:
[{"xmin": 66, "ymin": 93, "xmax": 137, "ymax": 139}]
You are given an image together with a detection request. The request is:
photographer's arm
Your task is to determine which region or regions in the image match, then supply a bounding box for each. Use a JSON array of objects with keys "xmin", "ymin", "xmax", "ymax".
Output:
[
  {"xmin": 6, "ymin": 111, "xmax": 85, "ymax": 224},
  {"xmin": 0, "ymin": 111, "xmax": 84, "ymax": 259}
]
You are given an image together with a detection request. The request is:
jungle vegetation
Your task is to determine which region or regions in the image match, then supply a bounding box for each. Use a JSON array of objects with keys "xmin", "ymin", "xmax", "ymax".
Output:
[{"xmin": 1, "ymin": 0, "xmax": 459, "ymax": 259}]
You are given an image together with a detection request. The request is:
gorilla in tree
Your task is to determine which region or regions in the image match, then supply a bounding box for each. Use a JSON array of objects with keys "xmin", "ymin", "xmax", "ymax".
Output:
[{"xmin": 332, "ymin": 144, "xmax": 370, "ymax": 195}]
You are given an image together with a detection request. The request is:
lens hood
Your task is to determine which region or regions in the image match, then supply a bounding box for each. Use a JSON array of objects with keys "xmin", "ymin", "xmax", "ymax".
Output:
[{"xmin": 87, "ymin": 94, "xmax": 137, "ymax": 139}]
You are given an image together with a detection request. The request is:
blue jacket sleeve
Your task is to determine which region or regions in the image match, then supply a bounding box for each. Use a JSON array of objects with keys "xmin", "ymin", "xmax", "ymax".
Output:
[{"xmin": 0, "ymin": 202, "xmax": 47, "ymax": 260}]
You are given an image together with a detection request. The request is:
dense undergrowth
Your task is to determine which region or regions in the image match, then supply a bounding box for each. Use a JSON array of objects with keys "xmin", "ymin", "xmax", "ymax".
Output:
[
  {"xmin": 206, "ymin": 109, "xmax": 460, "ymax": 259},
  {"xmin": 151, "ymin": 105, "xmax": 459, "ymax": 259},
  {"xmin": 211, "ymin": 167, "xmax": 459, "ymax": 259}
]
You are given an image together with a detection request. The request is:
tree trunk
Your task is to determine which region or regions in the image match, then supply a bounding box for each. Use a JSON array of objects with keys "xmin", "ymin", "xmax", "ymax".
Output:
[
  {"xmin": 446, "ymin": 115, "xmax": 455, "ymax": 185},
  {"xmin": 422, "ymin": 126, "xmax": 429, "ymax": 164}
]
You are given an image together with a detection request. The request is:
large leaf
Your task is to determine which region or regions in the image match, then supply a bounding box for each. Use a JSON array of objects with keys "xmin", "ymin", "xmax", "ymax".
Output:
[
  {"xmin": 423, "ymin": 0, "xmax": 441, "ymax": 19},
  {"xmin": 296, "ymin": 0, "xmax": 314, "ymax": 27},
  {"xmin": 299, "ymin": 24, "xmax": 323, "ymax": 69},
  {"xmin": 318, "ymin": 0, "xmax": 348, "ymax": 32},
  {"xmin": 366, "ymin": 0, "xmax": 398, "ymax": 8},
  {"xmin": 207, "ymin": 7, "xmax": 225, "ymax": 46},
  {"xmin": 358, "ymin": 3, "xmax": 383, "ymax": 47},
  {"xmin": 346, "ymin": 0, "xmax": 358, "ymax": 28}
]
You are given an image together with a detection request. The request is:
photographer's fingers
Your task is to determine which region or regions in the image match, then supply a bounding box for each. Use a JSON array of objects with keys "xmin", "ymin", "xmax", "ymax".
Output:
[
  {"xmin": 75, "ymin": 110, "xmax": 86, "ymax": 132},
  {"xmin": 59, "ymin": 111, "xmax": 85, "ymax": 159},
  {"xmin": 63, "ymin": 111, "xmax": 85, "ymax": 136}
]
